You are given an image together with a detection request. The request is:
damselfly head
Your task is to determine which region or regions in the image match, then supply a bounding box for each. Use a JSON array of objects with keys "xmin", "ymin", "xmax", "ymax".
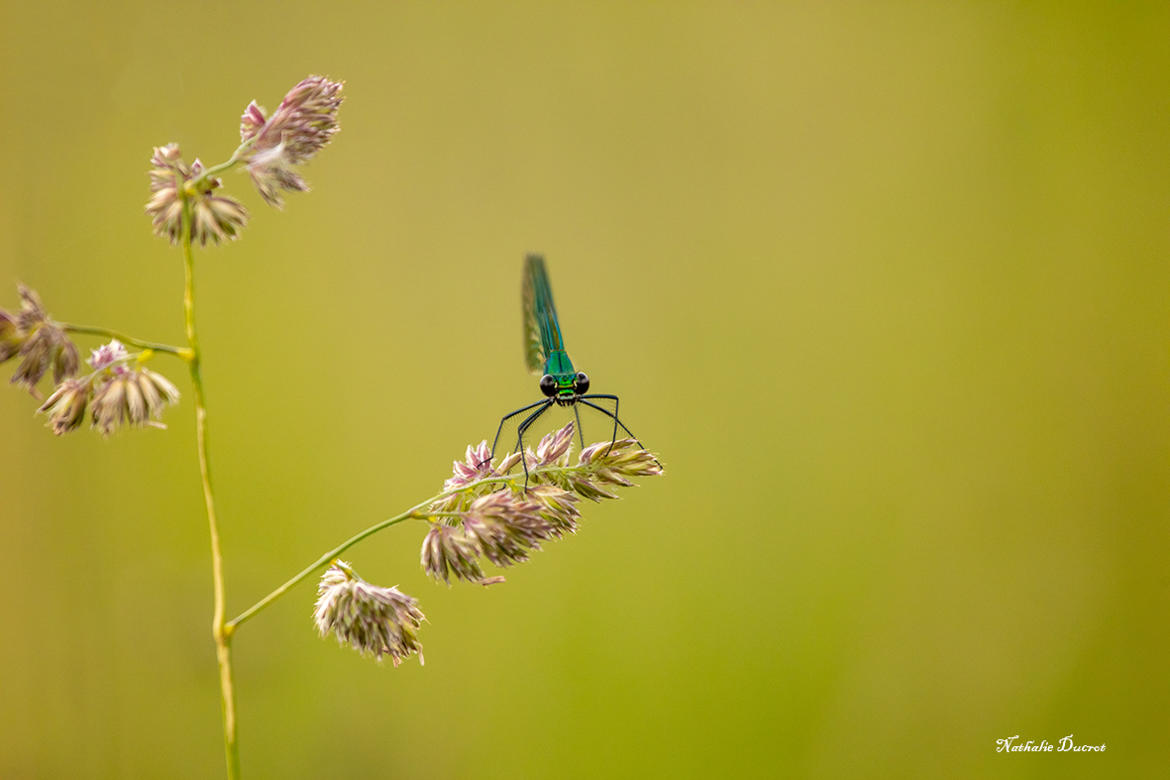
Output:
[{"xmin": 540, "ymin": 370, "xmax": 587, "ymax": 406}]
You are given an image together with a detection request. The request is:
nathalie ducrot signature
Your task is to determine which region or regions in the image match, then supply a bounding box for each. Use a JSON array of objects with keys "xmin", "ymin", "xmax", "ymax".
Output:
[{"xmin": 996, "ymin": 735, "xmax": 1106, "ymax": 753}]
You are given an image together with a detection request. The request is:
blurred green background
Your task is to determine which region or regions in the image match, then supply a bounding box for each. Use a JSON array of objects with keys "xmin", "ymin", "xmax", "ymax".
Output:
[{"xmin": 1, "ymin": 2, "xmax": 1167, "ymax": 778}]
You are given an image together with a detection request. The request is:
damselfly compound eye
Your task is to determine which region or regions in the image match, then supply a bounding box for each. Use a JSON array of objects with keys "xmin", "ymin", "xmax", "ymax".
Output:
[
  {"xmin": 539, "ymin": 374, "xmax": 557, "ymax": 397},
  {"xmin": 574, "ymin": 372, "xmax": 590, "ymax": 394}
]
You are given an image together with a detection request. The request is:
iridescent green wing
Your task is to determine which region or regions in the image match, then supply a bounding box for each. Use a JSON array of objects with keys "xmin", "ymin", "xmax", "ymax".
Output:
[
  {"xmin": 522, "ymin": 254, "xmax": 565, "ymax": 375},
  {"xmin": 522, "ymin": 258, "xmax": 543, "ymax": 374}
]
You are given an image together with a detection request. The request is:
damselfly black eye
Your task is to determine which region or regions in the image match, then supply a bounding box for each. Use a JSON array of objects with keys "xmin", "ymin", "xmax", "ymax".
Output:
[
  {"xmin": 574, "ymin": 372, "xmax": 590, "ymax": 394},
  {"xmin": 539, "ymin": 374, "xmax": 557, "ymax": 397}
]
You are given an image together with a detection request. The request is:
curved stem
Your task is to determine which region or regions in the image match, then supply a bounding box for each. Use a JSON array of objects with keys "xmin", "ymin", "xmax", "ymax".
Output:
[
  {"xmin": 58, "ymin": 322, "xmax": 191, "ymax": 359},
  {"xmin": 189, "ymin": 138, "xmax": 255, "ymax": 188},
  {"xmin": 227, "ymin": 515, "xmax": 415, "ymax": 630},
  {"xmin": 225, "ymin": 440, "xmax": 657, "ymax": 632},
  {"xmin": 181, "ymin": 199, "xmax": 239, "ymax": 780},
  {"xmin": 226, "ymin": 472, "xmax": 532, "ymax": 630}
]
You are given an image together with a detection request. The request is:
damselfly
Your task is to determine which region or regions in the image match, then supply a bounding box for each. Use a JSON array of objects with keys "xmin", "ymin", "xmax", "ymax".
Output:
[{"xmin": 486, "ymin": 254, "xmax": 652, "ymax": 486}]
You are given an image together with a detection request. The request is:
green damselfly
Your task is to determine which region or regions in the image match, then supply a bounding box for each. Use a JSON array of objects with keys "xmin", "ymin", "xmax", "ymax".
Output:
[{"xmin": 485, "ymin": 254, "xmax": 653, "ymax": 485}]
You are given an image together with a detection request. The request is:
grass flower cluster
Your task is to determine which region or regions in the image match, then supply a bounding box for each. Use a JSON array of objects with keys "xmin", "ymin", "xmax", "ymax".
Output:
[
  {"xmin": 0, "ymin": 289, "xmax": 182, "ymax": 435},
  {"xmin": 240, "ymin": 75, "xmax": 343, "ymax": 207},
  {"xmin": 147, "ymin": 144, "xmax": 249, "ymax": 246},
  {"xmin": 38, "ymin": 339, "xmax": 180, "ymax": 436},
  {"xmin": 0, "ymin": 285, "xmax": 79, "ymax": 394},
  {"xmin": 314, "ymin": 561, "xmax": 426, "ymax": 666},
  {"xmin": 311, "ymin": 421, "xmax": 661, "ymax": 665},
  {"xmin": 420, "ymin": 422, "xmax": 661, "ymax": 585}
]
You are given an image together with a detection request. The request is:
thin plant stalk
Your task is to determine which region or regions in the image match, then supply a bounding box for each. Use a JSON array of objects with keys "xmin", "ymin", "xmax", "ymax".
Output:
[
  {"xmin": 190, "ymin": 138, "xmax": 253, "ymax": 187},
  {"xmin": 181, "ymin": 197, "xmax": 239, "ymax": 780},
  {"xmin": 58, "ymin": 323, "xmax": 191, "ymax": 359},
  {"xmin": 229, "ymin": 464, "xmax": 583, "ymax": 629},
  {"xmin": 227, "ymin": 479, "xmax": 511, "ymax": 630},
  {"xmin": 0, "ymin": 75, "xmax": 353, "ymax": 776}
]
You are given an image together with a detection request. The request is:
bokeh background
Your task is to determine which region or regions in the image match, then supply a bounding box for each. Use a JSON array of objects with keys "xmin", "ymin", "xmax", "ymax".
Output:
[{"xmin": 1, "ymin": 2, "xmax": 1166, "ymax": 778}]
